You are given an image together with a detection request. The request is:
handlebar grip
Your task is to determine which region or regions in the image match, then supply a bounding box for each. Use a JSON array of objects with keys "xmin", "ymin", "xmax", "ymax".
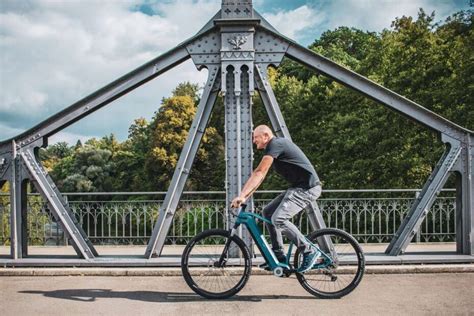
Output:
[{"xmin": 240, "ymin": 203, "xmax": 247, "ymax": 212}]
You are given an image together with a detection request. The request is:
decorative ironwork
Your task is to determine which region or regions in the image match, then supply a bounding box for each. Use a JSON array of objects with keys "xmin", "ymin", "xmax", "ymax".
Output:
[{"xmin": 227, "ymin": 35, "xmax": 247, "ymax": 50}]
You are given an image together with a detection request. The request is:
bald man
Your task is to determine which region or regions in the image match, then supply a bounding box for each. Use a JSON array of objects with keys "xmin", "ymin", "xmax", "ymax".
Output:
[{"xmin": 231, "ymin": 125, "xmax": 322, "ymax": 273}]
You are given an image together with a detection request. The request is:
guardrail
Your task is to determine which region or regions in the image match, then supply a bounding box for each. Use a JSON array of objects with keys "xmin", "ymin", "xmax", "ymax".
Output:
[{"xmin": 0, "ymin": 190, "xmax": 455, "ymax": 245}]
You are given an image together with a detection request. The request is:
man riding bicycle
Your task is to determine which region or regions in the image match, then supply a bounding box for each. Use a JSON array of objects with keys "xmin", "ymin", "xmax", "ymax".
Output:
[{"xmin": 231, "ymin": 125, "xmax": 322, "ymax": 272}]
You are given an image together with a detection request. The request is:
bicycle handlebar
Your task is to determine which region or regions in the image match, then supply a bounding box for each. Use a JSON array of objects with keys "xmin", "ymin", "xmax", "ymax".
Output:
[{"xmin": 229, "ymin": 203, "xmax": 247, "ymax": 217}]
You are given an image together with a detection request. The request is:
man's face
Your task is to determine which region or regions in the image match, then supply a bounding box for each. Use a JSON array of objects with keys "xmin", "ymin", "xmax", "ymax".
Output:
[{"xmin": 253, "ymin": 131, "xmax": 268, "ymax": 150}]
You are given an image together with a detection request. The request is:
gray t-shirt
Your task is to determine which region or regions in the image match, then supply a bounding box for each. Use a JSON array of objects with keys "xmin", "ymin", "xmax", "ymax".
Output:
[{"xmin": 264, "ymin": 137, "xmax": 320, "ymax": 189}]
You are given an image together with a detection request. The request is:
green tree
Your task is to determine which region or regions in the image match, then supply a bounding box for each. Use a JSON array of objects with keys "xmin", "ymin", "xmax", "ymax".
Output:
[
  {"xmin": 39, "ymin": 142, "xmax": 74, "ymax": 173},
  {"xmin": 53, "ymin": 145, "xmax": 116, "ymax": 192},
  {"xmin": 145, "ymin": 95, "xmax": 224, "ymax": 190},
  {"xmin": 115, "ymin": 118, "xmax": 151, "ymax": 191},
  {"xmin": 172, "ymin": 82, "xmax": 201, "ymax": 103}
]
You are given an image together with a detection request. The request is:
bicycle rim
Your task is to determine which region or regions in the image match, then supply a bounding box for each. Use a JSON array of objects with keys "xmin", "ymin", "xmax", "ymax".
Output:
[
  {"xmin": 181, "ymin": 229, "xmax": 251, "ymax": 299},
  {"xmin": 295, "ymin": 228, "xmax": 365, "ymax": 299}
]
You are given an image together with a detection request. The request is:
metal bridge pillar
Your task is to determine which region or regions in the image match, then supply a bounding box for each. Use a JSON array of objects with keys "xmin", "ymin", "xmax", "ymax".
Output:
[
  {"xmin": 454, "ymin": 133, "xmax": 474, "ymax": 255},
  {"xmin": 10, "ymin": 141, "xmax": 28, "ymax": 258},
  {"xmin": 218, "ymin": 4, "xmax": 257, "ymax": 249}
]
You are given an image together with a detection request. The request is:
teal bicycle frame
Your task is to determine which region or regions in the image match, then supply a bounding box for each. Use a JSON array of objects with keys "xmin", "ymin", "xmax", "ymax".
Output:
[{"xmin": 220, "ymin": 205, "xmax": 333, "ymax": 273}]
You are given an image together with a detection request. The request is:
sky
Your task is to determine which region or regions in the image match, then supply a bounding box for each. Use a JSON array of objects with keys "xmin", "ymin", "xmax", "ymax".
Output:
[{"xmin": 0, "ymin": 0, "xmax": 471, "ymax": 145}]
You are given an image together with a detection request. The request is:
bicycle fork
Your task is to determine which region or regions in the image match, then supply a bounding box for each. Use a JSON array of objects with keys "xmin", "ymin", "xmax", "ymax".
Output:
[{"xmin": 216, "ymin": 226, "xmax": 239, "ymax": 267}]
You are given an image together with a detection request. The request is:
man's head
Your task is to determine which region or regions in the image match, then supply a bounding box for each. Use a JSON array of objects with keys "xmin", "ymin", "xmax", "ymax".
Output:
[{"xmin": 253, "ymin": 125, "xmax": 274, "ymax": 150}]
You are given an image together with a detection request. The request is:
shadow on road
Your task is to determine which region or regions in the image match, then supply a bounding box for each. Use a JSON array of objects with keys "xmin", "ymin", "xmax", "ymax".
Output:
[{"xmin": 19, "ymin": 289, "xmax": 315, "ymax": 302}]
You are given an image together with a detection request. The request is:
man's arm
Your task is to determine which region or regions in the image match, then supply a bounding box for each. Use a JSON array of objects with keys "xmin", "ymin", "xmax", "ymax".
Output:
[{"xmin": 230, "ymin": 155, "xmax": 274, "ymax": 208}]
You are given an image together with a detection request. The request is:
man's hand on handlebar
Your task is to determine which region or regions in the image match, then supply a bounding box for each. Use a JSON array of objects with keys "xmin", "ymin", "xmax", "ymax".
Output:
[{"xmin": 231, "ymin": 196, "xmax": 246, "ymax": 209}]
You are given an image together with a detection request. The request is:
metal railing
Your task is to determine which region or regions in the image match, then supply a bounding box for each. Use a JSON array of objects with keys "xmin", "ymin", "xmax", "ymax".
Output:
[{"xmin": 0, "ymin": 190, "xmax": 456, "ymax": 246}]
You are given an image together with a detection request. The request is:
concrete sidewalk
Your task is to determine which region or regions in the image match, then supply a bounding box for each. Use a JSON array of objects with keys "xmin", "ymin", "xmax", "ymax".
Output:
[{"xmin": 2, "ymin": 274, "xmax": 473, "ymax": 315}]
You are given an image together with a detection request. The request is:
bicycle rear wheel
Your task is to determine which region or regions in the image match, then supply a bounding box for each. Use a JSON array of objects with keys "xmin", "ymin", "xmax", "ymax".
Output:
[
  {"xmin": 181, "ymin": 229, "xmax": 251, "ymax": 299},
  {"xmin": 294, "ymin": 228, "xmax": 365, "ymax": 299}
]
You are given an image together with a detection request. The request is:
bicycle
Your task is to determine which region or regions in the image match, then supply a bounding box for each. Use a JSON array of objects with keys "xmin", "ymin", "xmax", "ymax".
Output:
[{"xmin": 181, "ymin": 204, "xmax": 365, "ymax": 299}]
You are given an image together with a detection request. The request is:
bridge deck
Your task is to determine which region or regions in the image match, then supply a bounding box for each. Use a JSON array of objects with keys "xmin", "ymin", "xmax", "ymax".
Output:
[{"xmin": 1, "ymin": 244, "xmax": 473, "ymax": 267}]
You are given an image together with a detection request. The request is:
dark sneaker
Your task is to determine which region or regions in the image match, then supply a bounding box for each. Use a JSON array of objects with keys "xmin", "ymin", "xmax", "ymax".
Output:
[
  {"xmin": 258, "ymin": 262, "xmax": 272, "ymax": 271},
  {"xmin": 297, "ymin": 249, "xmax": 322, "ymax": 273},
  {"xmin": 276, "ymin": 254, "xmax": 287, "ymax": 265},
  {"xmin": 259, "ymin": 254, "xmax": 287, "ymax": 270}
]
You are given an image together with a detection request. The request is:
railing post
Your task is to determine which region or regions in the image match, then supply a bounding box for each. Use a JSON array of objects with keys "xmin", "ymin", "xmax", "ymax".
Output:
[
  {"xmin": 415, "ymin": 190, "xmax": 421, "ymax": 243},
  {"xmin": 63, "ymin": 194, "xmax": 69, "ymax": 247}
]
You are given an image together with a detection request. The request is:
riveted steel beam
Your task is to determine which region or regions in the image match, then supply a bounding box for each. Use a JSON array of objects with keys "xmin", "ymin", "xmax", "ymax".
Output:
[
  {"xmin": 9, "ymin": 140, "xmax": 27, "ymax": 259},
  {"xmin": 254, "ymin": 64, "xmax": 291, "ymax": 139},
  {"xmin": 218, "ymin": 18, "xmax": 256, "ymax": 251},
  {"xmin": 386, "ymin": 134, "xmax": 463, "ymax": 255},
  {"xmin": 453, "ymin": 133, "xmax": 474, "ymax": 255},
  {"xmin": 145, "ymin": 65, "xmax": 221, "ymax": 258},
  {"xmin": 19, "ymin": 147, "xmax": 97, "ymax": 259}
]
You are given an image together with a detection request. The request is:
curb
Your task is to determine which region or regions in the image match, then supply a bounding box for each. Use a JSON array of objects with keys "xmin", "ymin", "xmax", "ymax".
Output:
[{"xmin": 1, "ymin": 264, "xmax": 474, "ymax": 276}]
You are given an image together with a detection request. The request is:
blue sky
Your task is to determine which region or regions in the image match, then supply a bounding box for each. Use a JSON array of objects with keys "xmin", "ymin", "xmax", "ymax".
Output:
[{"xmin": 0, "ymin": 0, "xmax": 470, "ymax": 144}]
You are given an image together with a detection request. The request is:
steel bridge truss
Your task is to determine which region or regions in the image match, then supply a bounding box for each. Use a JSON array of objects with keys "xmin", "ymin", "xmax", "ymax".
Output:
[{"xmin": 0, "ymin": 1, "xmax": 472, "ymax": 263}]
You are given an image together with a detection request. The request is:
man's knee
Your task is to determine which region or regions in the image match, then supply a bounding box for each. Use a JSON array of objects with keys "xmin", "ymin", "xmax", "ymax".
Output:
[
  {"xmin": 262, "ymin": 205, "xmax": 274, "ymax": 219},
  {"xmin": 271, "ymin": 213, "xmax": 286, "ymax": 228}
]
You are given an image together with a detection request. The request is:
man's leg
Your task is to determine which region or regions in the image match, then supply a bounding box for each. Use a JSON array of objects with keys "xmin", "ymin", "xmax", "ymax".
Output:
[
  {"xmin": 262, "ymin": 191, "xmax": 286, "ymax": 261},
  {"xmin": 271, "ymin": 186, "xmax": 324, "ymax": 273},
  {"xmin": 271, "ymin": 186, "xmax": 321, "ymax": 251}
]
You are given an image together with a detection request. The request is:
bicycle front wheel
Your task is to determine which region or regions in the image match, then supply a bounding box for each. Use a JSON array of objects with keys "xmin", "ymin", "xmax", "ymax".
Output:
[
  {"xmin": 294, "ymin": 228, "xmax": 365, "ymax": 299},
  {"xmin": 181, "ymin": 229, "xmax": 251, "ymax": 299}
]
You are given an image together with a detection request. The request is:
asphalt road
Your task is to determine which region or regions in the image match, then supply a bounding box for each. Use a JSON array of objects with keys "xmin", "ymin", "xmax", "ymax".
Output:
[{"xmin": 1, "ymin": 273, "xmax": 473, "ymax": 315}]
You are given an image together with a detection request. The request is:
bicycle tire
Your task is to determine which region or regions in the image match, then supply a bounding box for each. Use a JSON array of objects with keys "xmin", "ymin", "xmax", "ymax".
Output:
[
  {"xmin": 181, "ymin": 229, "xmax": 252, "ymax": 299},
  {"xmin": 294, "ymin": 228, "xmax": 365, "ymax": 299}
]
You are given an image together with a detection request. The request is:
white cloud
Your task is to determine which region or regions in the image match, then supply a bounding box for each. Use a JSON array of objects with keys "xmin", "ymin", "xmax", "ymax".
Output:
[
  {"xmin": 49, "ymin": 130, "xmax": 99, "ymax": 146},
  {"xmin": 262, "ymin": 5, "xmax": 325, "ymax": 40},
  {"xmin": 0, "ymin": 0, "xmax": 213, "ymax": 145},
  {"xmin": 324, "ymin": 0, "xmax": 458, "ymax": 32},
  {"xmin": 151, "ymin": 0, "xmax": 220, "ymax": 39}
]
